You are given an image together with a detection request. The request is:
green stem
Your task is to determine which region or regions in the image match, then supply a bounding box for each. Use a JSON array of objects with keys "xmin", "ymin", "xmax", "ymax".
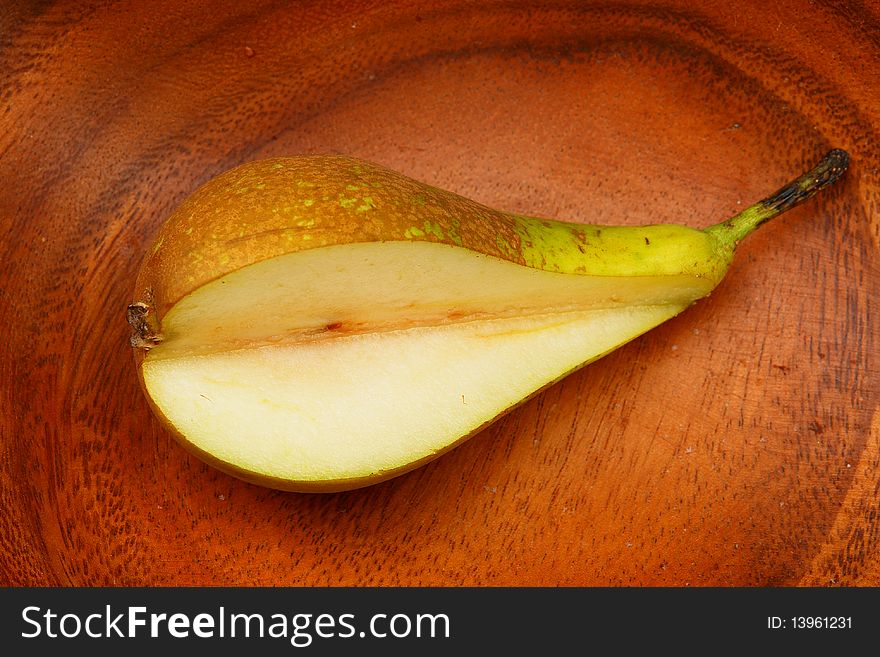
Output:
[{"xmin": 706, "ymin": 149, "xmax": 849, "ymax": 246}]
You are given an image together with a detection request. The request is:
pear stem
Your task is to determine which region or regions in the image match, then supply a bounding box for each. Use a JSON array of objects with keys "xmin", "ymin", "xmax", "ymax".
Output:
[{"xmin": 706, "ymin": 149, "xmax": 849, "ymax": 246}]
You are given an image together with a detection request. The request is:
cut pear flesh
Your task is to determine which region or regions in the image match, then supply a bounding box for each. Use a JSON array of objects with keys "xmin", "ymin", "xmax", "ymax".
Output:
[{"xmin": 142, "ymin": 241, "xmax": 709, "ymax": 489}]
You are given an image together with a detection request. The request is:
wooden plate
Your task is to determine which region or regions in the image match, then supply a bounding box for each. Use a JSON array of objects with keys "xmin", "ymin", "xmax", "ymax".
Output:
[{"xmin": 2, "ymin": 0, "xmax": 878, "ymax": 585}]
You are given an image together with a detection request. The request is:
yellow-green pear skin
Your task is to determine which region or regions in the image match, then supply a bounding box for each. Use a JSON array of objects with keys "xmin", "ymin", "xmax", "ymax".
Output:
[{"xmin": 129, "ymin": 150, "xmax": 848, "ymax": 492}]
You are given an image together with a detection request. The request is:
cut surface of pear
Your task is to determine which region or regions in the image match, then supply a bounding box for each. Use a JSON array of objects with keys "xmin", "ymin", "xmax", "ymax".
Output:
[
  {"xmin": 130, "ymin": 149, "xmax": 849, "ymax": 491},
  {"xmin": 142, "ymin": 240, "xmax": 703, "ymax": 489}
]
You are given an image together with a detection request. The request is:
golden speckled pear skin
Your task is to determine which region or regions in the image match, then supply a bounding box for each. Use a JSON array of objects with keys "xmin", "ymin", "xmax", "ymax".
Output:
[
  {"xmin": 135, "ymin": 157, "xmax": 709, "ymax": 316},
  {"xmin": 129, "ymin": 150, "xmax": 848, "ymax": 492}
]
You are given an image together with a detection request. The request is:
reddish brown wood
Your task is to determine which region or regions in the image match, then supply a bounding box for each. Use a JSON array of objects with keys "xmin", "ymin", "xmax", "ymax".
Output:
[{"xmin": 1, "ymin": 0, "xmax": 878, "ymax": 586}]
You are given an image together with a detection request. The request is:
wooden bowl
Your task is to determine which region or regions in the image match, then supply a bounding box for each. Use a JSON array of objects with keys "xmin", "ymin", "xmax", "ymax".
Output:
[{"xmin": 2, "ymin": 0, "xmax": 877, "ymax": 586}]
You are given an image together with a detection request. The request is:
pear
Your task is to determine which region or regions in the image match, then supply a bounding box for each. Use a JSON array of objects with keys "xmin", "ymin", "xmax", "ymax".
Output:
[{"xmin": 128, "ymin": 150, "xmax": 848, "ymax": 491}]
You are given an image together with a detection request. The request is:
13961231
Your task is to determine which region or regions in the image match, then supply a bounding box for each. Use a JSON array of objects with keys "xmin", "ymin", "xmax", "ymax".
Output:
[{"xmin": 791, "ymin": 617, "xmax": 852, "ymax": 630}]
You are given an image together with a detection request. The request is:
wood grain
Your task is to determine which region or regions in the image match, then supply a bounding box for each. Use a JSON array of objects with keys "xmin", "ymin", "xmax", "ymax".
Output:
[{"xmin": 1, "ymin": 0, "xmax": 878, "ymax": 586}]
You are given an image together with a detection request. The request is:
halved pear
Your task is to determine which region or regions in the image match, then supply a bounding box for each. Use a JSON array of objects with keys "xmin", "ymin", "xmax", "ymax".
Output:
[{"xmin": 129, "ymin": 150, "xmax": 848, "ymax": 491}]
